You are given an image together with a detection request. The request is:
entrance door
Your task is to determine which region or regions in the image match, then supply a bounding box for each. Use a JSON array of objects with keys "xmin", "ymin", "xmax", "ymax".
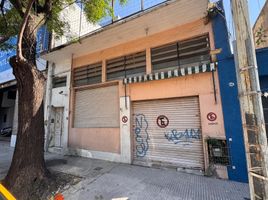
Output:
[
  {"xmin": 132, "ymin": 96, "xmax": 204, "ymax": 170},
  {"xmin": 50, "ymin": 107, "xmax": 64, "ymax": 148}
]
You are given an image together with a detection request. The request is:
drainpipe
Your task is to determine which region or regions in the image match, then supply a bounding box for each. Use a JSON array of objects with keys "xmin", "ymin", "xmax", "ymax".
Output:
[{"xmin": 45, "ymin": 63, "xmax": 55, "ymax": 152}]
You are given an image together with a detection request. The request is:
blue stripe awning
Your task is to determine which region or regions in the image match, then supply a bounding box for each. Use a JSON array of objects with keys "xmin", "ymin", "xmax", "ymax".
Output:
[{"xmin": 123, "ymin": 62, "xmax": 217, "ymax": 84}]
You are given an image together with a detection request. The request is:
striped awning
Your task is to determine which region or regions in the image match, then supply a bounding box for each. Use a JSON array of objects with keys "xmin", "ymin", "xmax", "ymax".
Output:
[{"xmin": 123, "ymin": 63, "xmax": 217, "ymax": 84}]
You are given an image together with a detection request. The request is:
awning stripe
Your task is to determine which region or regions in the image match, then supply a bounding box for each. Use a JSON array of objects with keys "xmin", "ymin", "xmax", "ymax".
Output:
[{"xmin": 123, "ymin": 63, "xmax": 217, "ymax": 84}]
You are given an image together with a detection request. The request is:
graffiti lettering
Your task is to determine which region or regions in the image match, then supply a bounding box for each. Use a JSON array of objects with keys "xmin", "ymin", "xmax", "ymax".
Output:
[
  {"xmin": 165, "ymin": 129, "xmax": 201, "ymax": 144},
  {"xmin": 134, "ymin": 114, "xmax": 149, "ymax": 157}
]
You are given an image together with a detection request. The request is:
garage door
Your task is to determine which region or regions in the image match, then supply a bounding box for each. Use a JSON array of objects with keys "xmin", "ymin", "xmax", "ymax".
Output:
[{"xmin": 132, "ymin": 96, "xmax": 204, "ymax": 170}]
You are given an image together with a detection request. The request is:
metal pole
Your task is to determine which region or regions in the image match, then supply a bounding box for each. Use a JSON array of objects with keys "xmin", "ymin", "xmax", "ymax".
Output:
[{"xmin": 231, "ymin": 0, "xmax": 268, "ymax": 199}]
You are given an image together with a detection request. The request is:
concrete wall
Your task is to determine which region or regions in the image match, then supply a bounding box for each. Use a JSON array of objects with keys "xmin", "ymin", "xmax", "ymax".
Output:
[
  {"xmin": 212, "ymin": 1, "xmax": 248, "ymax": 183},
  {"xmin": 44, "ymin": 59, "xmax": 71, "ymax": 153}
]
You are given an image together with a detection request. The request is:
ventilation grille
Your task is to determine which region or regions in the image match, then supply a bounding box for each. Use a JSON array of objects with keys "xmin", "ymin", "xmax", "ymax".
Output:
[
  {"xmin": 53, "ymin": 76, "xmax": 67, "ymax": 88},
  {"xmin": 151, "ymin": 34, "xmax": 210, "ymax": 72},
  {"xmin": 73, "ymin": 62, "xmax": 102, "ymax": 87},
  {"xmin": 107, "ymin": 51, "xmax": 146, "ymax": 80}
]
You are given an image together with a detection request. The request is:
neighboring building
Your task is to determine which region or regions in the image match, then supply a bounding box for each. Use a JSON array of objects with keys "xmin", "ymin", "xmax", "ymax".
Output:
[
  {"xmin": 0, "ymin": 27, "xmax": 49, "ymax": 146},
  {"xmin": 253, "ymin": 0, "xmax": 268, "ymax": 138},
  {"xmin": 253, "ymin": 0, "xmax": 268, "ymax": 49},
  {"xmin": 42, "ymin": 0, "xmax": 244, "ymax": 182}
]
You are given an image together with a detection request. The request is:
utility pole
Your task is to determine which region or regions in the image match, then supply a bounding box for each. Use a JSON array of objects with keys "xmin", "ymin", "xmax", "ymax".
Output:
[{"xmin": 231, "ymin": 0, "xmax": 268, "ymax": 199}]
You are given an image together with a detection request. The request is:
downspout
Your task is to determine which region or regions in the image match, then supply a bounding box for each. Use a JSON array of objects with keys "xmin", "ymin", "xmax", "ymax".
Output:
[{"xmin": 45, "ymin": 63, "xmax": 55, "ymax": 152}]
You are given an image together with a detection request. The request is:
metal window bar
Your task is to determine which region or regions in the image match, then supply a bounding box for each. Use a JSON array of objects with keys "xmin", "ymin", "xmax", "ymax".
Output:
[
  {"xmin": 73, "ymin": 62, "xmax": 102, "ymax": 87},
  {"xmin": 151, "ymin": 34, "xmax": 211, "ymax": 72}
]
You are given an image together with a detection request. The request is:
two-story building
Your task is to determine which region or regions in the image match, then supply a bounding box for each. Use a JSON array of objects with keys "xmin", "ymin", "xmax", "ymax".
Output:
[{"xmin": 41, "ymin": 0, "xmax": 248, "ymax": 182}]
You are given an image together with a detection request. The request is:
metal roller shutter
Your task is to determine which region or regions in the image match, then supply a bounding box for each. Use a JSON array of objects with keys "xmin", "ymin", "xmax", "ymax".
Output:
[
  {"xmin": 132, "ymin": 96, "xmax": 204, "ymax": 170},
  {"xmin": 74, "ymin": 85, "xmax": 119, "ymax": 128}
]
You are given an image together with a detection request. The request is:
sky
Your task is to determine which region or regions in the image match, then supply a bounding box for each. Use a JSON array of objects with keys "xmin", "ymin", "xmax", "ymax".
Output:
[{"xmin": 220, "ymin": 0, "xmax": 266, "ymax": 40}]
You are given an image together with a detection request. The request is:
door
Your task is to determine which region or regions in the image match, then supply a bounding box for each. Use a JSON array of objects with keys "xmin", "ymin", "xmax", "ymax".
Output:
[
  {"xmin": 132, "ymin": 96, "xmax": 204, "ymax": 170},
  {"xmin": 50, "ymin": 107, "xmax": 64, "ymax": 148}
]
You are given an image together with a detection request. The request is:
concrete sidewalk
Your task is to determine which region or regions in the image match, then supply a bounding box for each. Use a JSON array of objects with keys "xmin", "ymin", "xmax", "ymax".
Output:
[{"xmin": 0, "ymin": 141, "xmax": 250, "ymax": 200}]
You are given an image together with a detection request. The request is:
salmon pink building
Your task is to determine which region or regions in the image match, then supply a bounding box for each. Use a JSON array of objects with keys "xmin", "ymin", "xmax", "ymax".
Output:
[{"xmin": 42, "ymin": 0, "xmax": 248, "ymax": 183}]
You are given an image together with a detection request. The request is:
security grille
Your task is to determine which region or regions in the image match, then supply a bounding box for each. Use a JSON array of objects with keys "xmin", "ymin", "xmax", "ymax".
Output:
[
  {"xmin": 132, "ymin": 97, "xmax": 204, "ymax": 170},
  {"xmin": 73, "ymin": 62, "xmax": 102, "ymax": 87},
  {"xmin": 74, "ymin": 85, "xmax": 119, "ymax": 128},
  {"xmin": 151, "ymin": 34, "xmax": 210, "ymax": 72},
  {"xmin": 106, "ymin": 51, "xmax": 146, "ymax": 80}
]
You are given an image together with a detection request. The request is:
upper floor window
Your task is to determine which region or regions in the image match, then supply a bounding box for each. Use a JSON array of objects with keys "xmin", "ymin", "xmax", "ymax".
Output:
[
  {"xmin": 73, "ymin": 62, "xmax": 102, "ymax": 87},
  {"xmin": 53, "ymin": 76, "xmax": 67, "ymax": 88},
  {"xmin": 151, "ymin": 34, "xmax": 210, "ymax": 72},
  {"xmin": 106, "ymin": 51, "xmax": 146, "ymax": 81}
]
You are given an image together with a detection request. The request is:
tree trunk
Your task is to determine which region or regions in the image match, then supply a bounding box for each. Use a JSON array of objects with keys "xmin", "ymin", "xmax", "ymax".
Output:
[{"xmin": 3, "ymin": 18, "xmax": 49, "ymax": 199}]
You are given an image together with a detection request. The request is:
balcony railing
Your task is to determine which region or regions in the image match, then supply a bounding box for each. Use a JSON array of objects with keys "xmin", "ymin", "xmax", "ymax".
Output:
[{"xmin": 53, "ymin": 0, "xmax": 169, "ymax": 47}]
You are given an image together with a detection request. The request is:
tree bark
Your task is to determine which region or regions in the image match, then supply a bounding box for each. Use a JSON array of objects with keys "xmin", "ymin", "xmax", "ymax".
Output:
[{"xmin": 3, "ymin": 16, "xmax": 49, "ymax": 200}]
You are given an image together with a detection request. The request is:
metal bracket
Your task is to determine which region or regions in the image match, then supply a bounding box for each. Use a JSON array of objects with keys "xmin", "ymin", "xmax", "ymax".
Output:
[
  {"xmin": 240, "ymin": 65, "xmax": 257, "ymax": 72},
  {"xmin": 239, "ymin": 90, "xmax": 262, "ymax": 97}
]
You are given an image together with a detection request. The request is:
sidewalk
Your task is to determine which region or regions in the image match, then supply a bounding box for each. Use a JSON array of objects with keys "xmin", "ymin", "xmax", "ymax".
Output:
[{"xmin": 0, "ymin": 141, "xmax": 250, "ymax": 200}]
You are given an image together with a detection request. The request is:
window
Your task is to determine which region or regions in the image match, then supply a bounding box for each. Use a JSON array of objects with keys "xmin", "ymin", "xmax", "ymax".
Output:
[
  {"xmin": 106, "ymin": 51, "xmax": 146, "ymax": 80},
  {"xmin": 73, "ymin": 62, "xmax": 102, "ymax": 87},
  {"xmin": 7, "ymin": 90, "xmax": 16, "ymax": 100},
  {"xmin": 3, "ymin": 114, "xmax": 7, "ymax": 123},
  {"xmin": 53, "ymin": 76, "xmax": 67, "ymax": 88},
  {"xmin": 151, "ymin": 34, "xmax": 210, "ymax": 72},
  {"xmin": 207, "ymin": 139, "xmax": 230, "ymax": 166}
]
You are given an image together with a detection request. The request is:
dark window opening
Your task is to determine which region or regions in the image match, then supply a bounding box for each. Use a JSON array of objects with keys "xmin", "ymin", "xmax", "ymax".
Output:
[
  {"xmin": 7, "ymin": 90, "xmax": 16, "ymax": 100},
  {"xmin": 3, "ymin": 114, "xmax": 7, "ymax": 123},
  {"xmin": 207, "ymin": 139, "xmax": 230, "ymax": 166},
  {"xmin": 53, "ymin": 76, "xmax": 67, "ymax": 88},
  {"xmin": 151, "ymin": 34, "xmax": 211, "ymax": 72},
  {"xmin": 106, "ymin": 51, "xmax": 146, "ymax": 81},
  {"xmin": 73, "ymin": 62, "xmax": 102, "ymax": 87}
]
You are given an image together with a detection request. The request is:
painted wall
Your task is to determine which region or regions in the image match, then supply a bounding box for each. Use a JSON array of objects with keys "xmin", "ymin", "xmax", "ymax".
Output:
[
  {"xmin": 44, "ymin": 59, "xmax": 71, "ymax": 154},
  {"xmin": 212, "ymin": 1, "xmax": 248, "ymax": 183},
  {"xmin": 68, "ymin": 19, "xmax": 213, "ymax": 155},
  {"xmin": 66, "ymin": 15, "xmax": 230, "ymax": 178}
]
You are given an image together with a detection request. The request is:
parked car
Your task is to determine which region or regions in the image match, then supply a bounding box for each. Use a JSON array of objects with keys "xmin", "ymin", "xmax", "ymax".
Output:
[{"xmin": 0, "ymin": 127, "xmax": 12, "ymax": 137}]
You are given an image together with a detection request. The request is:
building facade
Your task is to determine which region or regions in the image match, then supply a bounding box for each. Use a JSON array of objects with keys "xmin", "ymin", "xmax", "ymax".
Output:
[
  {"xmin": 253, "ymin": 0, "xmax": 268, "ymax": 49},
  {"xmin": 43, "ymin": 0, "xmax": 234, "ymax": 180}
]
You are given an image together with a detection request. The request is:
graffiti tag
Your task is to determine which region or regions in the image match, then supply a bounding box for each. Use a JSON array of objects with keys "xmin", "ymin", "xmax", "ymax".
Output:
[
  {"xmin": 165, "ymin": 129, "xmax": 201, "ymax": 144},
  {"xmin": 135, "ymin": 114, "xmax": 149, "ymax": 157}
]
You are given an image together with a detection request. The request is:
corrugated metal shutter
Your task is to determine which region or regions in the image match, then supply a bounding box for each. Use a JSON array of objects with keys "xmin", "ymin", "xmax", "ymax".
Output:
[
  {"xmin": 74, "ymin": 85, "xmax": 119, "ymax": 128},
  {"xmin": 132, "ymin": 96, "xmax": 204, "ymax": 170}
]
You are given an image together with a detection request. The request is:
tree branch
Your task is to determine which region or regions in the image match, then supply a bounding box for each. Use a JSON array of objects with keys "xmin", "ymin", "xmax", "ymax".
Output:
[
  {"xmin": 9, "ymin": 0, "xmax": 24, "ymax": 17},
  {"xmin": 17, "ymin": 0, "xmax": 35, "ymax": 61},
  {"xmin": 0, "ymin": 0, "xmax": 8, "ymax": 28}
]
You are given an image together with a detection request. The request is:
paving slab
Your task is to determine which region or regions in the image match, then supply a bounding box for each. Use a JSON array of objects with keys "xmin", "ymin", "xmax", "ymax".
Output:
[{"xmin": 0, "ymin": 141, "xmax": 250, "ymax": 200}]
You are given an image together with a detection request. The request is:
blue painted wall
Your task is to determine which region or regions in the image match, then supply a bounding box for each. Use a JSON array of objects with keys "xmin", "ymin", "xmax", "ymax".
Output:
[
  {"xmin": 256, "ymin": 48, "xmax": 268, "ymax": 93},
  {"xmin": 212, "ymin": 0, "xmax": 248, "ymax": 183}
]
